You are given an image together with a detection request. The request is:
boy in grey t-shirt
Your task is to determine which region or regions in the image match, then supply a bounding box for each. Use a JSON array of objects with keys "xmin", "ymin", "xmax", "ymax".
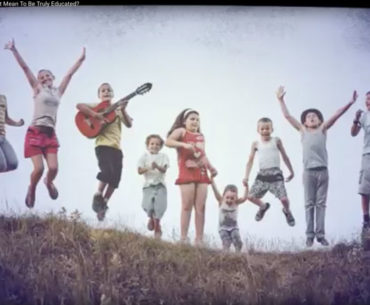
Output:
[
  {"xmin": 351, "ymin": 91, "xmax": 370, "ymax": 234},
  {"xmin": 276, "ymin": 86, "xmax": 357, "ymax": 247}
]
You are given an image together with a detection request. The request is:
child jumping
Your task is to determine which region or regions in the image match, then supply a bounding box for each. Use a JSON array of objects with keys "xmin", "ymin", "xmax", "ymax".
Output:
[
  {"xmin": 211, "ymin": 178, "xmax": 248, "ymax": 252},
  {"xmin": 166, "ymin": 108, "xmax": 217, "ymax": 245},
  {"xmin": 277, "ymin": 86, "xmax": 357, "ymax": 247},
  {"xmin": 76, "ymin": 83, "xmax": 133, "ymax": 221},
  {"xmin": 5, "ymin": 39, "xmax": 85, "ymax": 208},
  {"xmin": 138, "ymin": 134, "xmax": 169, "ymax": 239},
  {"xmin": 0, "ymin": 94, "xmax": 24, "ymax": 173},
  {"xmin": 351, "ymin": 91, "xmax": 370, "ymax": 236},
  {"xmin": 243, "ymin": 117, "xmax": 296, "ymax": 227}
]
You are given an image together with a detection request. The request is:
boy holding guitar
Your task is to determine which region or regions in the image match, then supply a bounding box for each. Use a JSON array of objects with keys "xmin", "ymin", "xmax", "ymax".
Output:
[{"xmin": 76, "ymin": 83, "xmax": 133, "ymax": 221}]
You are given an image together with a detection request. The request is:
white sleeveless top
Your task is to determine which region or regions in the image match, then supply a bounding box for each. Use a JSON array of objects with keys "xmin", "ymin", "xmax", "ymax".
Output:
[
  {"xmin": 219, "ymin": 201, "xmax": 239, "ymax": 231},
  {"xmin": 256, "ymin": 137, "xmax": 280, "ymax": 169},
  {"xmin": 31, "ymin": 86, "xmax": 61, "ymax": 128}
]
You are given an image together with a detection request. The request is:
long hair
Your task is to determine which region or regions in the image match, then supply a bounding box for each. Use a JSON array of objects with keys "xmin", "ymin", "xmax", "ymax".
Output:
[{"xmin": 167, "ymin": 108, "xmax": 200, "ymax": 137}]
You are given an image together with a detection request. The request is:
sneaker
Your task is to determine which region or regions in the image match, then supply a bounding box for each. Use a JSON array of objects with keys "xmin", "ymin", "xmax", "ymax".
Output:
[
  {"xmin": 97, "ymin": 205, "xmax": 108, "ymax": 221},
  {"xmin": 282, "ymin": 208, "xmax": 295, "ymax": 226},
  {"xmin": 317, "ymin": 237, "xmax": 329, "ymax": 246},
  {"xmin": 362, "ymin": 222, "xmax": 370, "ymax": 234},
  {"xmin": 306, "ymin": 237, "xmax": 314, "ymax": 247},
  {"xmin": 44, "ymin": 178, "xmax": 58, "ymax": 200},
  {"xmin": 255, "ymin": 202, "xmax": 270, "ymax": 221},
  {"xmin": 25, "ymin": 186, "xmax": 35, "ymax": 208},
  {"xmin": 92, "ymin": 193, "xmax": 105, "ymax": 213}
]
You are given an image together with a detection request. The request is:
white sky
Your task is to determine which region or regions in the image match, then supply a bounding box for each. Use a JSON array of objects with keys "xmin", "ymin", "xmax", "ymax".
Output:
[{"xmin": 1, "ymin": 6, "xmax": 370, "ymax": 251}]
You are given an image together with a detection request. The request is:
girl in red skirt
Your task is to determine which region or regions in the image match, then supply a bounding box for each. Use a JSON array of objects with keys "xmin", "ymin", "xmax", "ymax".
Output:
[
  {"xmin": 5, "ymin": 39, "xmax": 85, "ymax": 208},
  {"xmin": 166, "ymin": 108, "xmax": 217, "ymax": 245}
]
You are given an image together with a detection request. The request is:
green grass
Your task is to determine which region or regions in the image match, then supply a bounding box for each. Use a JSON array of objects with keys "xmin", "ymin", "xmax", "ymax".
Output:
[{"xmin": 0, "ymin": 210, "xmax": 370, "ymax": 305}]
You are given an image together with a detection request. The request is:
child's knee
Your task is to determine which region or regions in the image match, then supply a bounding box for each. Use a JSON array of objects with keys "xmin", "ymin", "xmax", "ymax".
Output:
[
  {"xmin": 280, "ymin": 197, "xmax": 289, "ymax": 205},
  {"xmin": 33, "ymin": 164, "xmax": 44, "ymax": 176}
]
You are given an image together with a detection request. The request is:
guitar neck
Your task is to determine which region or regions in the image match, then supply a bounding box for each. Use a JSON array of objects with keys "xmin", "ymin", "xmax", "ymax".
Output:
[{"xmin": 103, "ymin": 91, "xmax": 137, "ymax": 114}]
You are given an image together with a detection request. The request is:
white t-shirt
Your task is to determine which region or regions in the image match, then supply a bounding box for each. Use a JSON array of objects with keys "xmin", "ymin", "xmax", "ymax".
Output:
[
  {"xmin": 137, "ymin": 152, "xmax": 170, "ymax": 187},
  {"xmin": 360, "ymin": 111, "xmax": 370, "ymax": 155},
  {"xmin": 256, "ymin": 137, "xmax": 280, "ymax": 169},
  {"xmin": 219, "ymin": 201, "xmax": 239, "ymax": 231}
]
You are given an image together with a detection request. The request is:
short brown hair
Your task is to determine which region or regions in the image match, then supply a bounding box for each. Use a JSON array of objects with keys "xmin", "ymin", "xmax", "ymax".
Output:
[
  {"xmin": 146, "ymin": 134, "xmax": 164, "ymax": 148},
  {"xmin": 300, "ymin": 108, "xmax": 324, "ymax": 124},
  {"xmin": 223, "ymin": 184, "xmax": 238, "ymax": 195}
]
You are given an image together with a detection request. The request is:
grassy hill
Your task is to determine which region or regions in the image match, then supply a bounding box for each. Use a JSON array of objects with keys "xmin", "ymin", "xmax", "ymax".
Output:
[{"xmin": 0, "ymin": 211, "xmax": 370, "ymax": 305}]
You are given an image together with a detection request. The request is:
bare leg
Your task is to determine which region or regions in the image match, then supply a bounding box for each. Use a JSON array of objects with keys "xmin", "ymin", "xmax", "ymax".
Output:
[
  {"xmin": 97, "ymin": 181, "xmax": 107, "ymax": 195},
  {"xmin": 248, "ymin": 196, "xmax": 266, "ymax": 208},
  {"xmin": 179, "ymin": 183, "xmax": 196, "ymax": 242},
  {"xmin": 280, "ymin": 197, "xmax": 290, "ymax": 212},
  {"xmin": 194, "ymin": 183, "xmax": 208, "ymax": 245},
  {"xmin": 26, "ymin": 155, "xmax": 44, "ymax": 207},
  {"xmin": 44, "ymin": 153, "xmax": 59, "ymax": 199},
  {"xmin": 103, "ymin": 185, "xmax": 115, "ymax": 203}
]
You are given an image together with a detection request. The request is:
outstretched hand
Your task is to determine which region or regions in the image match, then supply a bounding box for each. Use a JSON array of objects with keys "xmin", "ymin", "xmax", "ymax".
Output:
[
  {"xmin": 350, "ymin": 90, "xmax": 358, "ymax": 104},
  {"xmin": 80, "ymin": 47, "xmax": 86, "ymax": 61},
  {"xmin": 4, "ymin": 38, "xmax": 15, "ymax": 51},
  {"xmin": 276, "ymin": 86, "xmax": 286, "ymax": 101}
]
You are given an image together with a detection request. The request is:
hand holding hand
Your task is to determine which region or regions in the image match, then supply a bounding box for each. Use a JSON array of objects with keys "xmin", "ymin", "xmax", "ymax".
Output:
[
  {"xmin": 242, "ymin": 178, "xmax": 249, "ymax": 187},
  {"xmin": 209, "ymin": 167, "xmax": 218, "ymax": 178}
]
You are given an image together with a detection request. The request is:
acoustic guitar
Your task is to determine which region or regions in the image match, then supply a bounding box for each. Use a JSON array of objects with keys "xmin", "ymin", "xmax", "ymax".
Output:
[{"xmin": 75, "ymin": 82, "xmax": 152, "ymax": 138}]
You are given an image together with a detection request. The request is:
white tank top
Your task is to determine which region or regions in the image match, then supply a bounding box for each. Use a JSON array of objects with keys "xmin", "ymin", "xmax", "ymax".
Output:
[
  {"xmin": 256, "ymin": 137, "xmax": 280, "ymax": 169},
  {"xmin": 32, "ymin": 86, "xmax": 61, "ymax": 128},
  {"xmin": 219, "ymin": 201, "xmax": 238, "ymax": 231}
]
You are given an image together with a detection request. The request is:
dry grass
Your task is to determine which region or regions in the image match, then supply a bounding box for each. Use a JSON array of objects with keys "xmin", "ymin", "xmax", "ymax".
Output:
[{"xmin": 1, "ymin": 210, "xmax": 370, "ymax": 305}]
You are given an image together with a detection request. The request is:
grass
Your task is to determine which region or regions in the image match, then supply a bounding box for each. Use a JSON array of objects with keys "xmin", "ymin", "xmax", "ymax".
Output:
[{"xmin": 1, "ymin": 210, "xmax": 370, "ymax": 305}]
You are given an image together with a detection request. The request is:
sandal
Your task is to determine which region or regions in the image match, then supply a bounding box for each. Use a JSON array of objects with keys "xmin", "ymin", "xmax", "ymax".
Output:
[
  {"xmin": 255, "ymin": 202, "xmax": 270, "ymax": 221},
  {"xmin": 25, "ymin": 186, "xmax": 35, "ymax": 208},
  {"xmin": 282, "ymin": 208, "xmax": 295, "ymax": 227},
  {"xmin": 44, "ymin": 178, "xmax": 58, "ymax": 200},
  {"xmin": 147, "ymin": 218, "xmax": 154, "ymax": 231}
]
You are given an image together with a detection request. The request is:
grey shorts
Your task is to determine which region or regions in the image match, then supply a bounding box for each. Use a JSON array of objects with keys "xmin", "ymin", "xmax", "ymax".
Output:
[
  {"xmin": 219, "ymin": 229, "xmax": 242, "ymax": 251},
  {"xmin": 142, "ymin": 184, "xmax": 167, "ymax": 219},
  {"xmin": 249, "ymin": 167, "xmax": 287, "ymax": 200},
  {"xmin": 359, "ymin": 154, "xmax": 370, "ymax": 195}
]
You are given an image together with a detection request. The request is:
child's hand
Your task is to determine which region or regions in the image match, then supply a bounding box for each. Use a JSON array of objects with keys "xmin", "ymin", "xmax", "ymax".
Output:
[
  {"xmin": 182, "ymin": 143, "xmax": 195, "ymax": 152},
  {"xmin": 80, "ymin": 47, "xmax": 86, "ymax": 61},
  {"xmin": 285, "ymin": 173, "xmax": 294, "ymax": 182},
  {"xmin": 350, "ymin": 90, "xmax": 358, "ymax": 104},
  {"xmin": 209, "ymin": 167, "xmax": 218, "ymax": 178},
  {"xmin": 17, "ymin": 119, "xmax": 24, "ymax": 127},
  {"xmin": 355, "ymin": 109, "xmax": 363, "ymax": 121},
  {"xmin": 276, "ymin": 86, "xmax": 286, "ymax": 101},
  {"xmin": 119, "ymin": 100, "xmax": 129, "ymax": 110},
  {"xmin": 4, "ymin": 39, "xmax": 15, "ymax": 51},
  {"xmin": 152, "ymin": 161, "xmax": 158, "ymax": 169},
  {"xmin": 242, "ymin": 178, "xmax": 249, "ymax": 187},
  {"xmin": 94, "ymin": 112, "xmax": 109, "ymax": 124}
]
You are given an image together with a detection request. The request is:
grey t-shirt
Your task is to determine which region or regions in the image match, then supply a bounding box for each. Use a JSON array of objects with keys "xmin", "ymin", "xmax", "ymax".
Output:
[
  {"xmin": 301, "ymin": 127, "xmax": 328, "ymax": 169},
  {"xmin": 359, "ymin": 111, "xmax": 370, "ymax": 155},
  {"xmin": 31, "ymin": 86, "xmax": 61, "ymax": 128}
]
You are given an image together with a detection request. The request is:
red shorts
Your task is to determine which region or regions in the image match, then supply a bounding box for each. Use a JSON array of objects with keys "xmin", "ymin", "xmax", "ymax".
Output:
[
  {"xmin": 24, "ymin": 126, "xmax": 59, "ymax": 158},
  {"xmin": 175, "ymin": 166, "xmax": 211, "ymax": 185}
]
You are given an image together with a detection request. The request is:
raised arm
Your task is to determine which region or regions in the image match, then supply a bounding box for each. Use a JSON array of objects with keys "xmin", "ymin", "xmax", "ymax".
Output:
[
  {"xmin": 276, "ymin": 86, "xmax": 303, "ymax": 132},
  {"xmin": 323, "ymin": 90, "xmax": 358, "ymax": 131},
  {"xmin": 5, "ymin": 109, "xmax": 24, "ymax": 127},
  {"xmin": 276, "ymin": 138, "xmax": 294, "ymax": 182},
  {"xmin": 58, "ymin": 47, "xmax": 86, "ymax": 96},
  {"xmin": 236, "ymin": 185, "xmax": 249, "ymax": 204},
  {"xmin": 351, "ymin": 109, "xmax": 363, "ymax": 137},
  {"xmin": 165, "ymin": 128, "xmax": 192, "ymax": 150},
  {"xmin": 210, "ymin": 179, "xmax": 223, "ymax": 205},
  {"xmin": 5, "ymin": 39, "xmax": 37, "ymax": 89},
  {"xmin": 243, "ymin": 142, "xmax": 257, "ymax": 186}
]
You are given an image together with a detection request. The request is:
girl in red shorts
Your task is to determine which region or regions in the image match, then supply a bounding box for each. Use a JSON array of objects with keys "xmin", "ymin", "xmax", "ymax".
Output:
[
  {"xmin": 5, "ymin": 39, "xmax": 85, "ymax": 208},
  {"xmin": 166, "ymin": 108, "xmax": 217, "ymax": 245}
]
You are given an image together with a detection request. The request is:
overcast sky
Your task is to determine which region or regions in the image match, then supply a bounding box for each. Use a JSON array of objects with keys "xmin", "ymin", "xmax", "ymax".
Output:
[{"xmin": 1, "ymin": 6, "xmax": 370, "ymax": 251}]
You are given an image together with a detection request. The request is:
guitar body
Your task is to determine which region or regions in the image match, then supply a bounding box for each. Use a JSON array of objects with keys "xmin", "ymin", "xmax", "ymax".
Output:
[{"xmin": 75, "ymin": 101, "xmax": 117, "ymax": 138}]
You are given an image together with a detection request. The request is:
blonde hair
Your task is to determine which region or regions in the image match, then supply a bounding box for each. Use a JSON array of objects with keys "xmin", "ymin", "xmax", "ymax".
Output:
[
  {"xmin": 97, "ymin": 83, "xmax": 114, "ymax": 97},
  {"xmin": 37, "ymin": 69, "xmax": 55, "ymax": 80}
]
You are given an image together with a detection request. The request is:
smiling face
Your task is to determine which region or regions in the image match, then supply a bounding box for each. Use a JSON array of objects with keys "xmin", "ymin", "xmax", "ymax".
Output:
[
  {"xmin": 147, "ymin": 137, "xmax": 162, "ymax": 154},
  {"xmin": 257, "ymin": 121, "xmax": 273, "ymax": 139},
  {"xmin": 37, "ymin": 70, "xmax": 54, "ymax": 88},
  {"xmin": 223, "ymin": 190, "xmax": 238, "ymax": 206},
  {"xmin": 98, "ymin": 83, "xmax": 114, "ymax": 102},
  {"xmin": 184, "ymin": 112, "xmax": 200, "ymax": 132},
  {"xmin": 304, "ymin": 112, "xmax": 322, "ymax": 128}
]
